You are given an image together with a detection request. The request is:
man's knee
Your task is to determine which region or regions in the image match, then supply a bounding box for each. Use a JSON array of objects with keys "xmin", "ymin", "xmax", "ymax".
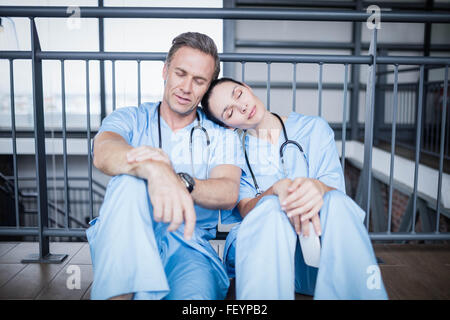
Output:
[
  {"xmin": 102, "ymin": 174, "xmax": 151, "ymax": 215},
  {"xmin": 109, "ymin": 174, "xmax": 147, "ymax": 197}
]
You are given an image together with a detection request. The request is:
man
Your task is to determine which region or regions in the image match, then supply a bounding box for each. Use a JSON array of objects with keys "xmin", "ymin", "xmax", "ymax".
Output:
[{"xmin": 87, "ymin": 32, "xmax": 245, "ymax": 300}]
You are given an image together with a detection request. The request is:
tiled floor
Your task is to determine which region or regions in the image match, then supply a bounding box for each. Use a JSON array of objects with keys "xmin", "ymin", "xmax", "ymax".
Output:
[{"xmin": 0, "ymin": 241, "xmax": 449, "ymax": 300}]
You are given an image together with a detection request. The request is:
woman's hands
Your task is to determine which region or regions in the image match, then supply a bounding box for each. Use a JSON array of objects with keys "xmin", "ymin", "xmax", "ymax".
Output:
[
  {"xmin": 272, "ymin": 179, "xmax": 301, "ymax": 235},
  {"xmin": 274, "ymin": 178, "xmax": 332, "ymax": 237}
]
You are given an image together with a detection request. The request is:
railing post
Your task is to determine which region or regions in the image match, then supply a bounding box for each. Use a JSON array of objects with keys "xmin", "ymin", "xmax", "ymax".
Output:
[
  {"xmin": 223, "ymin": 0, "xmax": 236, "ymax": 78},
  {"xmin": 99, "ymin": 0, "xmax": 106, "ymax": 122},
  {"xmin": 349, "ymin": 0, "xmax": 362, "ymax": 140},
  {"xmin": 420, "ymin": 0, "xmax": 433, "ymax": 159},
  {"xmin": 21, "ymin": 18, "xmax": 67, "ymax": 264},
  {"xmin": 374, "ymin": 50, "xmax": 387, "ymax": 146},
  {"xmin": 361, "ymin": 27, "xmax": 378, "ymax": 230}
]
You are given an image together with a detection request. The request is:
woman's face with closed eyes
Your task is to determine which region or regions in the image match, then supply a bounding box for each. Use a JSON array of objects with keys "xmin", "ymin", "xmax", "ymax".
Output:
[{"xmin": 207, "ymin": 81, "xmax": 266, "ymax": 130}]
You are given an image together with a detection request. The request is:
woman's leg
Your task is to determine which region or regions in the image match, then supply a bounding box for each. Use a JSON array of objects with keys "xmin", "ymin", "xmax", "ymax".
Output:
[
  {"xmin": 294, "ymin": 240, "xmax": 319, "ymax": 296},
  {"xmin": 313, "ymin": 190, "xmax": 388, "ymax": 300},
  {"xmin": 235, "ymin": 195, "xmax": 297, "ymax": 299}
]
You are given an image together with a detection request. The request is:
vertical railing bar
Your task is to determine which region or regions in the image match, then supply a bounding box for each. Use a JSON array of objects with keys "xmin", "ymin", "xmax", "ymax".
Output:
[
  {"xmin": 137, "ymin": 60, "xmax": 141, "ymax": 106},
  {"xmin": 60, "ymin": 60, "xmax": 70, "ymax": 230},
  {"xmin": 426, "ymin": 88, "xmax": 432, "ymax": 153},
  {"xmin": 9, "ymin": 59, "xmax": 20, "ymax": 228},
  {"xmin": 387, "ymin": 64, "xmax": 399, "ymax": 233},
  {"xmin": 434, "ymin": 85, "xmax": 439, "ymax": 153},
  {"xmin": 412, "ymin": 65, "xmax": 425, "ymax": 233},
  {"xmin": 408, "ymin": 89, "xmax": 411, "ymax": 124},
  {"xmin": 399, "ymin": 92, "xmax": 403, "ymax": 123},
  {"xmin": 267, "ymin": 62, "xmax": 271, "ymax": 111},
  {"xmin": 98, "ymin": 0, "xmax": 106, "ymax": 123},
  {"xmin": 363, "ymin": 28, "xmax": 377, "ymax": 229},
  {"xmin": 341, "ymin": 63, "xmax": 349, "ymax": 171},
  {"xmin": 31, "ymin": 17, "xmax": 48, "ymax": 252},
  {"xmin": 434, "ymin": 86, "xmax": 440, "ymax": 153},
  {"xmin": 404, "ymin": 91, "xmax": 407, "ymax": 124},
  {"xmin": 446, "ymin": 94, "xmax": 450, "ymax": 156},
  {"xmin": 428, "ymin": 86, "xmax": 433, "ymax": 152},
  {"xmin": 412, "ymin": 89, "xmax": 416, "ymax": 125},
  {"xmin": 403, "ymin": 92, "xmax": 409, "ymax": 126},
  {"xmin": 318, "ymin": 62, "xmax": 323, "ymax": 117},
  {"xmin": 86, "ymin": 60, "xmax": 94, "ymax": 222},
  {"xmin": 425, "ymin": 89, "xmax": 439, "ymax": 151},
  {"xmin": 112, "ymin": 60, "xmax": 116, "ymax": 112},
  {"xmin": 436, "ymin": 65, "xmax": 448, "ymax": 232},
  {"xmin": 241, "ymin": 61, "xmax": 245, "ymax": 82},
  {"xmin": 23, "ymin": 18, "xmax": 69, "ymax": 262},
  {"xmin": 292, "ymin": 63, "xmax": 296, "ymax": 112}
]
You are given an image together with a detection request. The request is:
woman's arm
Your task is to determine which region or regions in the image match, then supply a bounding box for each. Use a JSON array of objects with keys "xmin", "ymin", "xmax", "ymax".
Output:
[
  {"xmin": 236, "ymin": 178, "xmax": 292, "ymax": 218},
  {"xmin": 237, "ymin": 178, "xmax": 305, "ymax": 234}
]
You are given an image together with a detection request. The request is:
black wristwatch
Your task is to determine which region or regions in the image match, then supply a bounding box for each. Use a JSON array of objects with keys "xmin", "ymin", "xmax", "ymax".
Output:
[{"xmin": 177, "ymin": 172, "xmax": 195, "ymax": 193}]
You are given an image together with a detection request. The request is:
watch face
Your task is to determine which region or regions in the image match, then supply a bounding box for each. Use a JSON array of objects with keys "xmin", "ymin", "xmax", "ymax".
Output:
[{"xmin": 179, "ymin": 172, "xmax": 194, "ymax": 192}]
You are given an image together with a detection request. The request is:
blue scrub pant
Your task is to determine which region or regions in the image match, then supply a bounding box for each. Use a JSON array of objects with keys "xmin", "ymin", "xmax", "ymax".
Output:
[
  {"xmin": 86, "ymin": 174, "xmax": 228, "ymax": 300},
  {"xmin": 223, "ymin": 190, "xmax": 388, "ymax": 300}
]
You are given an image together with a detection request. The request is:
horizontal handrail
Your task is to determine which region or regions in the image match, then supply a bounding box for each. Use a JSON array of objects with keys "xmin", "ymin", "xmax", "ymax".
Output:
[
  {"xmin": 0, "ymin": 226, "xmax": 449, "ymax": 241},
  {"xmin": 236, "ymin": 40, "xmax": 450, "ymax": 52},
  {"xmin": 1, "ymin": 51, "xmax": 450, "ymax": 65},
  {"xmin": 1, "ymin": 6, "xmax": 450, "ymax": 22},
  {"xmin": 5, "ymin": 175, "xmax": 107, "ymax": 192}
]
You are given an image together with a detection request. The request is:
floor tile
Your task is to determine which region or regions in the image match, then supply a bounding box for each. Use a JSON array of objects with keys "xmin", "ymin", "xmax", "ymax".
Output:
[
  {"xmin": 36, "ymin": 264, "xmax": 93, "ymax": 300},
  {"xmin": 0, "ymin": 263, "xmax": 67, "ymax": 299},
  {"xmin": 0, "ymin": 264, "xmax": 27, "ymax": 288},
  {"xmin": 0, "ymin": 243, "xmax": 19, "ymax": 258},
  {"xmin": 68, "ymin": 243, "xmax": 92, "ymax": 265}
]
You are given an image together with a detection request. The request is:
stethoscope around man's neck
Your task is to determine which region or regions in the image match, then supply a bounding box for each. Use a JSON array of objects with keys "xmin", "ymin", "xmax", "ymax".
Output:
[
  {"xmin": 242, "ymin": 112, "xmax": 308, "ymax": 196},
  {"xmin": 157, "ymin": 102, "xmax": 211, "ymax": 178}
]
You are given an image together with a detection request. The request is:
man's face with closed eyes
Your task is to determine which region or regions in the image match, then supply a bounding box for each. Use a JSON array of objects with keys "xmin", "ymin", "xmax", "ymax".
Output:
[{"xmin": 162, "ymin": 46, "xmax": 215, "ymax": 117}]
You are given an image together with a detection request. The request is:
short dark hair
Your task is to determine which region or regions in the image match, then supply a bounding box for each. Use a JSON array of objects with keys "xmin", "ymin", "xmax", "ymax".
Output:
[
  {"xmin": 166, "ymin": 32, "xmax": 220, "ymax": 81},
  {"xmin": 201, "ymin": 77, "xmax": 244, "ymax": 127}
]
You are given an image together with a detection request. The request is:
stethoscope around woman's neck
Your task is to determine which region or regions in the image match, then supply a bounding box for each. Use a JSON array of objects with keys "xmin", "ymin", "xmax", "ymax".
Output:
[{"xmin": 242, "ymin": 112, "xmax": 307, "ymax": 196}]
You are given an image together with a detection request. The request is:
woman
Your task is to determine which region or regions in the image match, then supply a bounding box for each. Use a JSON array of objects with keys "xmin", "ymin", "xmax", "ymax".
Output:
[{"xmin": 200, "ymin": 77, "xmax": 388, "ymax": 300}]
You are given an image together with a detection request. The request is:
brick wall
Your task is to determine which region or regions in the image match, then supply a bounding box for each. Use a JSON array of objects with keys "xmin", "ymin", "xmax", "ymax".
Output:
[{"xmin": 343, "ymin": 161, "xmax": 449, "ymax": 234}]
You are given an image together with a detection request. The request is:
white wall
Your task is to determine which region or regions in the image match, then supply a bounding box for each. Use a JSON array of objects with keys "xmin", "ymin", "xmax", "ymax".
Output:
[
  {"xmin": 0, "ymin": 0, "xmax": 223, "ymax": 130},
  {"xmin": 232, "ymin": 8, "xmax": 450, "ymax": 124}
]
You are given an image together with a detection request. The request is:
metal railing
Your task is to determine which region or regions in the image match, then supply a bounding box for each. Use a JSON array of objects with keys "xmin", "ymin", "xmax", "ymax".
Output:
[{"xmin": 0, "ymin": 5, "xmax": 449, "ymax": 263}]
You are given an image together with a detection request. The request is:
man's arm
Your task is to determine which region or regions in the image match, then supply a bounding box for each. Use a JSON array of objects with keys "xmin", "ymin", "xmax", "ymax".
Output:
[
  {"xmin": 191, "ymin": 164, "xmax": 242, "ymax": 211},
  {"xmin": 93, "ymin": 131, "xmax": 142, "ymax": 177},
  {"xmin": 93, "ymin": 131, "xmax": 196, "ymax": 240},
  {"xmin": 93, "ymin": 131, "xmax": 172, "ymax": 178},
  {"xmin": 124, "ymin": 146, "xmax": 243, "ymax": 211}
]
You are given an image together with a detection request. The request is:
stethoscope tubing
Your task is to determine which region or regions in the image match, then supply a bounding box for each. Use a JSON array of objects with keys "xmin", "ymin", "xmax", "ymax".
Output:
[
  {"xmin": 157, "ymin": 103, "xmax": 211, "ymax": 179},
  {"xmin": 243, "ymin": 112, "xmax": 307, "ymax": 196}
]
